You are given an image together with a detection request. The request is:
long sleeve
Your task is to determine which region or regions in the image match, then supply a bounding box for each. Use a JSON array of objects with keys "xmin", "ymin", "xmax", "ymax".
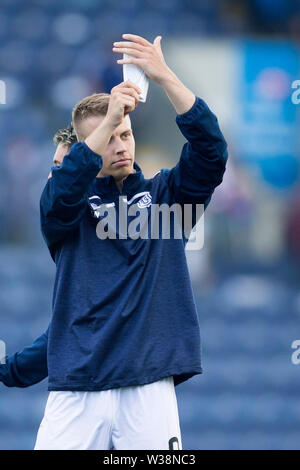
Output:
[
  {"xmin": 0, "ymin": 328, "xmax": 49, "ymax": 388},
  {"xmin": 40, "ymin": 142, "xmax": 103, "ymax": 257},
  {"xmin": 161, "ymin": 96, "xmax": 228, "ymax": 210}
]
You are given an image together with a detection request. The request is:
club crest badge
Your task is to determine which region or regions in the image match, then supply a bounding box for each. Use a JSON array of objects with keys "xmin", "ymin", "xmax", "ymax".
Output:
[{"xmin": 137, "ymin": 192, "xmax": 152, "ymax": 209}]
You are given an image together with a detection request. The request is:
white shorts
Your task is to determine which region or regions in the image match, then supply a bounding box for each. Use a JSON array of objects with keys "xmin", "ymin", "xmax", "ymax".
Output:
[{"xmin": 34, "ymin": 376, "xmax": 182, "ymax": 450}]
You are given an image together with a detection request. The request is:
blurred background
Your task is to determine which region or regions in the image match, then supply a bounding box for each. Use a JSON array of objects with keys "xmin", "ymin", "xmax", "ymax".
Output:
[{"xmin": 0, "ymin": 0, "xmax": 300, "ymax": 450}]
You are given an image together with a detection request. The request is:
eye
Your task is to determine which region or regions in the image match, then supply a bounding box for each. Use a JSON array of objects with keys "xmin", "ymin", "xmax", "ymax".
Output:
[{"xmin": 122, "ymin": 133, "xmax": 130, "ymax": 138}]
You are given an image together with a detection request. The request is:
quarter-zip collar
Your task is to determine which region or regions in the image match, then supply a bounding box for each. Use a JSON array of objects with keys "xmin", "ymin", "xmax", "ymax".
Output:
[{"xmin": 93, "ymin": 161, "xmax": 145, "ymax": 197}]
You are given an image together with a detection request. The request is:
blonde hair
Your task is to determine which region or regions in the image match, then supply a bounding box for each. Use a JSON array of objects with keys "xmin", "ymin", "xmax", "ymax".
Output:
[{"xmin": 72, "ymin": 93, "xmax": 110, "ymax": 140}]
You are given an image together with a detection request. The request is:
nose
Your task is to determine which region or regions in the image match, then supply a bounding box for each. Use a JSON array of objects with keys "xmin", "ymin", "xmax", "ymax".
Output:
[{"xmin": 114, "ymin": 137, "xmax": 127, "ymax": 154}]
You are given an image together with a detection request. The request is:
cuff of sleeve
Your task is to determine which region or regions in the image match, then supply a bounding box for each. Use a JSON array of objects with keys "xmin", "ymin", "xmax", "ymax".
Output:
[
  {"xmin": 175, "ymin": 96, "xmax": 208, "ymax": 125},
  {"xmin": 78, "ymin": 142, "xmax": 103, "ymax": 169}
]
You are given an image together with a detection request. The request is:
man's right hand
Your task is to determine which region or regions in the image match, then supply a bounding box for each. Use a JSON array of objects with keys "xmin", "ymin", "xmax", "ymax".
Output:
[
  {"xmin": 105, "ymin": 80, "xmax": 141, "ymax": 129},
  {"xmin": 85, "ymin": 80, "xmax": 141, "ymax": 156}
]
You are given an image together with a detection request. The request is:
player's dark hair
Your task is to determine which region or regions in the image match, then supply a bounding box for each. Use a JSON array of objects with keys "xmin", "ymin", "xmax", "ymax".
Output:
[{"xmin": 53, "ymin": 123, "xmax": 77, "ymax": 147}]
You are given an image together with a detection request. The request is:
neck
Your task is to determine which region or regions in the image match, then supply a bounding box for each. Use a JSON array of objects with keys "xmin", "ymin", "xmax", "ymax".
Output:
[
  {"xmin": 96, "ymin": 168, "xmax": 136, "ymax": 192},
  {"xmin": 116, "ymin": 179, "xmax": 123, "ymax": 192}
]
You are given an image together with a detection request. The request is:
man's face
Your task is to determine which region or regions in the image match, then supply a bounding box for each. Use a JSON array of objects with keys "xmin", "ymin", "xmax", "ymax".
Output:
[
  {"xmin": 53, "ymin": 143, "xmax": 70, "ymax": 167},
  {"xmin": 78, "ymin": 114, "xmax": 135, "ymax": 182}
]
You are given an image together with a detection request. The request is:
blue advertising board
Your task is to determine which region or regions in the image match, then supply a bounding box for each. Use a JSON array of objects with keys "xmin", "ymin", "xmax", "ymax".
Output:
[{"xmin": 236, "ymin": 41, "xmax": 300, "ymax": 190}]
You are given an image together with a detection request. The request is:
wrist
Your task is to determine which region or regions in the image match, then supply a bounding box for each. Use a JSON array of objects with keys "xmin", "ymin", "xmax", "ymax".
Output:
[
  {"xmin": 158, "ymin": 67, "xmax": 179, "ymax": 87},
  {"xmin": 101, "ymin": 116, "xmax": 118, "ymax": 134},
  {"xmin": 84, "ymin": 117, "xmax": 116, "ymax": 156}
]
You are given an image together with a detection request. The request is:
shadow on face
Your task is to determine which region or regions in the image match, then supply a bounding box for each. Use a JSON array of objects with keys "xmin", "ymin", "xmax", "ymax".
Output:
[{"xmin": 78, "ymin": 114, "xmax": 136, "ymax": 181}]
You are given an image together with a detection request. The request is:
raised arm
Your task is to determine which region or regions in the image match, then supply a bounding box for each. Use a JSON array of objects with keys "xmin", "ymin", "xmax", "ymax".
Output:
[
  {"xmin": 161, "ymin": 95, "xmax": 228, "ymax": 208},
  {"xmin": 41, "ymin": 82, "xmax": 141, "ymax": 257},
  {"xmin": 0, "ymin": 328, "xmax": 49, "ymax": 388},
  {"xmin": 40, "ymin": 141, "xmax": 104, "ymax": 255},
  {"xmin": 115, "ymin": 34, "xmax": 228, "ymax": 209}
]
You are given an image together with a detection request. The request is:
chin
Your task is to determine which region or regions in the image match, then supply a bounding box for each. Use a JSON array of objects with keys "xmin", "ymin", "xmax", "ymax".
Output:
[{"xmin": 115, "ymin": 165, "xmax": 134, "ymax": 178}]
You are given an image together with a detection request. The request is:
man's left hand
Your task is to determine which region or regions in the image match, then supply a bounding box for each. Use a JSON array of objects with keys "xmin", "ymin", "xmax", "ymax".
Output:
[{"xmin": 112, "ymin": 34, "xmax": 172, "ymax": 85}]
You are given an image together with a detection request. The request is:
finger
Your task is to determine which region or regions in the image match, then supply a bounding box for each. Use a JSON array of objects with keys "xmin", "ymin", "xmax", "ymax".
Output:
[
  {"xmin": 121, "ymin": 83, "xmax": 142, "ymax": 98},
  {"xmin": 123, "ymin": 97, "xmax": 136, "ymax": 109},
  {"xmin": 115, "ymin": 90, "xmax": 139, "ymax": 108},
  {"xmin": 113, "ymin": 41, "xmax": 146, "ymax": 51},
  {"xmin": 120, "ymin": 93, "xmax": 136, "ymax": 105},
  {"xmin": 112, "ymin": 81, "xmax": 142, "ymax": 95},
  {"xmin": 118, "ymin": 86, "xmax": 140, "ymax": 96},
  {"xmin": 122, "ymin": 33, "xmax": 151, "ymax": 47},
  {"xmin": 153, "ymin": 36, "xmax": 162, "ymax": 47},
  {"xmin": 117, "ymin": 88, "xmax": 140, "ymax": 104},
  {"xmin": 117, "ymin": 57, "xmax": 144, "ymax": 67},
  {"xmin": 122, "ymin": 97, "xmax": 137, "ymax": 114},
  {"xmin": 115, "ymin": 81, "xmax": 142, "ymax": 95},
  {"xmin": 112, "ymin": 47, "xmax": 144, "ymax": 58}
]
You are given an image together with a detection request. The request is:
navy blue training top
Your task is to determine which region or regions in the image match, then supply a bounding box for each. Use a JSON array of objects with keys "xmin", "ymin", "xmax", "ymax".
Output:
[{"xmin": 0, "ymin": 97, "xmax": 227, "ymax": 390}]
